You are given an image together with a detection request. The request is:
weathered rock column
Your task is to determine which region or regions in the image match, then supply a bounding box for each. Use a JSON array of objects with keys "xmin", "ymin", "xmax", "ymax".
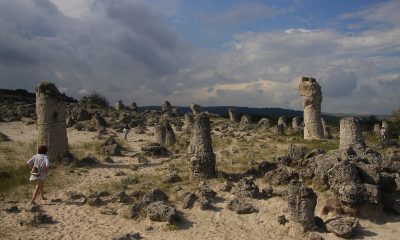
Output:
[
  {"xmin": 292, "ymin": 117, "xmax": 301, "ymax": 130},
  {"xmin": 36, "ymin": 82, "xmax": 69, "ymax": 161},
  {"xmin": 154, "ymin": 122, "xmax": 175, "ymax": 147},
  {"xmin": 278, "ymin": 116, "xmax": 287, "ymax": 129},
  {"xmin": 382, "ymin": 121, "xmax": 389, "ymax": 132},
  {"xmin": 339, "ymin": 117, "xmax": 366, "ymax": 150},
  {"xmin": 183, "ymin": 113, "xmax": 194, "ymax": 130},
  {"xmin": 287, "ymin": 180, "xmax": 317, "ymax": 232},
  {"xmin": 115, "ymin": 100, "xmax": 125, "ymax": 110},
  {"xmin": 240, "ymin": 115, "xmax": 251, "ymax": 125},
  {"xmin": 321, "ymin": 118, "xmax": 332, "ymax": 139},
  {"xmin": 298, "ymin": 77, "xmax": 324, "ymax": 139},
  {"xmin": 228, "ymin": 108, "xmax": 238, "ymax": 123},
  {"xmin": 188, "ymin": 113, "xmax": 216, "ymax": 180},
  {"xmin": 190, "ymin": 103, "xmax": 203, "ymax": 115}
]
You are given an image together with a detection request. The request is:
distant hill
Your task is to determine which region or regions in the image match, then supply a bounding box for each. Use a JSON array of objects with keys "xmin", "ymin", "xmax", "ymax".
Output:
[{"xmin": 0, "ymin": 88, "xmax": 77, "ymax": 103}]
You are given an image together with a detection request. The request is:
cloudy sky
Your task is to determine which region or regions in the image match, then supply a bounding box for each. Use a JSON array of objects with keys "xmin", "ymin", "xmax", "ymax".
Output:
[{"xmin": 0, "ymin": 0, "xmax": 399, "ymax": 114}]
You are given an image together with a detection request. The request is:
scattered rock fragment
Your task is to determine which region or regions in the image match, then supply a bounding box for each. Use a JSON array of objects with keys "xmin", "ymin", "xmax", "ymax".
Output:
[
  {"xmin": 326, "ymin": 216, "xmax": 359, "ymax": 238},
  {"xmin": 226, "ymin": 198, "xmax": 257, "ymax": 214}
]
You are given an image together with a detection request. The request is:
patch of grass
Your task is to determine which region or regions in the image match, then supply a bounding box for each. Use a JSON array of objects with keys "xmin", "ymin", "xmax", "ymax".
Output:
[
  {"xmin": 0, "ymin": 140, "xmax": 73, "ymax": 200},
  {"xmin": 69, "ymin": 141, "xmax": 102, "ymax": 159}
]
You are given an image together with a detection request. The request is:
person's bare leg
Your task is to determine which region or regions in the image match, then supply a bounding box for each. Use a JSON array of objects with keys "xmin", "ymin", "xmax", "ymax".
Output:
[
  {"xmin": 39, "ymin": 181, "xmax": 47, "ymax": 200},
  {"xmin": 31, "ymin": 184, "xmax": 40, "ymax": 204}
]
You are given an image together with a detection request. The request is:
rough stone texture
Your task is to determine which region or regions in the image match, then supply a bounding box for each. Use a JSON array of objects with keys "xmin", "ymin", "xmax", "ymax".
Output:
[
  {"xmin": 288, "ymin": 144, "xmax": 307, "ymax": 162},
  {"xmin": 326, "ymin": 217, "xmax": 359, "ymax": 238},
  {"xmin": 278, "ymin": 116, "xmax": 287, "ymax": 129},
  {"xmin": 69, "ymin": 106, "xmax": 92, "ymax": 122},
  {"xmin": 298, "ymin": 77, "xmax": 324, "ymax": 140},
  {"xmin": 321, "ymin": 118, "xmax": 332, "ymax": 139},
  {"xmin": 112, "ymin": 232, "xmax": 141, "ymax": 240},
  {"xmin": 339, "ymin": 117, "xmax": 366, "ymax": 150},
  {"xmin": 191, "ymin": 103, "xmax": 203, "ymax": 115},
  {"xmin": 234, "ymin": 177, "xmax": 259, "ymax": 198},
  {"xmin": 142, "ymin": 188, "xmax": 168, "ymax": 206},
  {"xmin": 327, "ymin": 160, "xmax": 370, "ymax": 205},
  {"xmin": 276, "ymin": 124, "xmax": 285, "ymax": 135},
  {"xmin": 184, "ymin": 113, "xmax": 194, "ymax": 130},
  {"xmin": 181, "ymin": 192, "xmax": 197, "ymax": 209},
  {"xmin": 115, "ymin": 100, "xmax": 125, "ymax": 110},
  {"xmin": 228, "ymin": 108, "xmax": 238, "ymax": 122},
  {"xmin": 287, "ymin": 180, "xmax": 317, "ymax": 232},
  {"xmin": 240, "ymin": 115, "xmax": 251, "ymax": 125},
  {"xmin": 154, "ymin": 122, "xmax": 176, "ymax": 147},
  {"xmin": 35, "ymin": 82, "xmax": 69, "ymax": 161},
  {"xmin": 141, "ymin": 143, "xmax": 169, "ymax": 157},
  {"xmin": 188, "ymin": 114, "xmax": 216, "ymax": 180},
  {"xmin": 144, "ymin": 201, "xmax": 177, "ymax": 222},
  {"xmin": 161, "ymin": 172, "xmax": 181, "ymax": 183},
  {"xmin": 292, "ymin": 117, "xmax": 302, "ymax": 130},
  {"xmin": 265, "ymin": 166, "xmax": 295, "ymax": 185},
  {"xmin": 100, "ymin": 136, "xmax": 121, "ymax": 156},
  {"xmin": 161, "ymin": 101, "xmax": 172, "ymax": 114},
  {"xmin": 258, "ymin": 118, "xmax": 270, "ymax": 127},
  {"xmin": 226, "ymin": 198, "xmax": 257, "ymax": 214}
]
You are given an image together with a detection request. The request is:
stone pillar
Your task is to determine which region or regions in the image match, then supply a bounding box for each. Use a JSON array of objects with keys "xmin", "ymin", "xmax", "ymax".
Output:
[
  {"xmin": 258, "ymin": 118, "xmax": 270, "ymax": 127},
  {"xmin": 183, "ymin": 113, "xmax": 194, "ymax": 130},
  {"xmin": 164, "ymin": 123, "xmax": 176, "ymax": 147},
  {"xmin": 188, "ymin": 114, "xmax": 216, "ymax": 180},
  {"xmin": 154, "ymin": 122, "xmax": 175, "ymax": 147},
  {"xmin": 228, "ymin": 108, "xmax": 238, "ymax": 123},
  {"xmin": 276, "ymin": 124, "xmax": 285, "ymax": 135},
  {"xmin": 130, "ymin": 102, "xmax": 138, "ymax": 112},
  {"xmin": 278, "ymin": 116, "xmax": 287, "ymax": 129},
  {"xmin": 373, "ymin": 124, "xmax": 380, "ymax": 136},
  {"xmin": 339, "ymin": 117, "xmax": 366, "ymax": 150},
  {"xmin": 35, "ymin": 82, "xmax": 69, "ymax": 161},
  {"xmin": 154, "ymin": 124, "xmax": 166, "ymax": 146},
  {"xmin": 321, "ymin": 118, "xmax": 332, "ymax": 139},
  {"xmin": 115, "ymin": 100, "xmax": 125, "ymax": 110},
  {"xmin": 161, "ymin": 101, "xmax": 172, "ymax": 116},
  {"xmin": 292, "ymin": 117, "xmax": 301, "ymax": 130},
  {"xmin": 190, "ymin": 103, "xmax": 203, "ymax": 115},
  {"xmin": 298, "ymin": 77, "xmax": 324, "ymax": 140},
  {"xmin": 287, "ymin": 180, "xmax": 317, "ymax": 232},
  {"xmin": 240, "ymin": 115, "xmax": 251, "ymax": 125}
]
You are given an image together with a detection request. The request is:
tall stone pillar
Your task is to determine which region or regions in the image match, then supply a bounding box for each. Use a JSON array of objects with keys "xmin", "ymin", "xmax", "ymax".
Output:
[
  {"xmin": 36, "ymin": 82, "xmax": 69, "ymax": 161},
  {"xmin": 339, "ymin": 117, "xmax": 366, "ymax": 150},
  {"xmin": 298, "ymin": 77, "xmax": 324, "ymax": 140},
  {"xmin": 188, "ymin": 113, "xmax": 216, "ymax": 180},
  {"xmin": 228, "ymin": 108, "xmax": 238, "ymax": 123}
]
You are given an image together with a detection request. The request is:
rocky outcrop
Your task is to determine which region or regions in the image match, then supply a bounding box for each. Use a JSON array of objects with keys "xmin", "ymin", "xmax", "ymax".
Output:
[{"xmin": 228, "ymin": 108, "xmax": 238, "ymax": 123}]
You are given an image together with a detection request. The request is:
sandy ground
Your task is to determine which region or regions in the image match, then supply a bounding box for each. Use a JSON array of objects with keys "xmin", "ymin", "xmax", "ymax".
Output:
[{"xmin": 0, "ymin": 122, "xmax": 400, "ymax": 240}]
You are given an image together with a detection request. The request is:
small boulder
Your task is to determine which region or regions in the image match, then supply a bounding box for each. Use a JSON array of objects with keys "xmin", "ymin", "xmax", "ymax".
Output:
[
  {"xmin": 226, "ymin": 198, "xmax": 257, "ymax": 214},
  {"xmin": 145, "ymin": 201, "xmax": 177, "ymax": 222},
  {"xmin": 325, "ymin": 216, "xmax": 359, "ymax": 238}
]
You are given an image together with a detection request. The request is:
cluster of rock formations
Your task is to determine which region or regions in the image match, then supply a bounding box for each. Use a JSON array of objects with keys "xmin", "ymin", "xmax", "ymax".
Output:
[{"xmin": 1, "ymin": 78, "xmax": 399, "ymax": 239}]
